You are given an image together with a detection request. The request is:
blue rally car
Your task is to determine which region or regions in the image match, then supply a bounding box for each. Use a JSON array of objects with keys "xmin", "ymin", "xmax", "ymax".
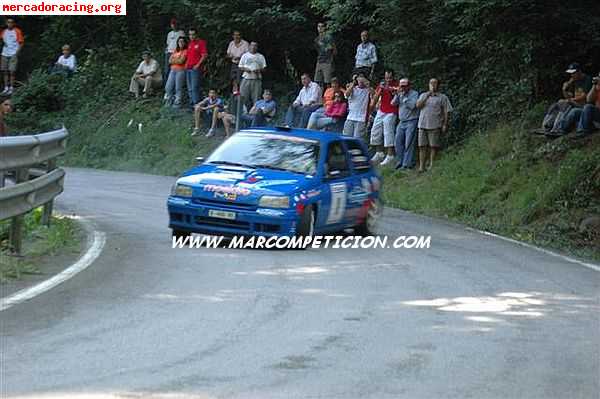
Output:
[{"xmin": 167, "ymin": 127, "xmax": 382, "ymax": 238}]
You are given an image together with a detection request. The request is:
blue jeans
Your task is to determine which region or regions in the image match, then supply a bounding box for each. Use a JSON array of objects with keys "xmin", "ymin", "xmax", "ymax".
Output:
[
  {"xmin": 164, "ymin": 69, "xmax": 186, "ymax": 106},
  {"xmin": 186, "ymin": 69, "xmax": 201, "ymax": 107},
  {"xmin": 577, "ymin": 104, "xmax": 600, "ymax": 135},
  {"xmin": 285, "ymin": 104, "xmax": 320, "ymax": 128},
  {"xmin": 559, "ymin": 108, "xmax": 582, "ymax": 133},
  {"xmin": 394, "ymin": 119, "xmax": 418, "ymax": 168},
  {"xmin": 241, "ymin": 112, "xmax": 270, "ymax": 127}
]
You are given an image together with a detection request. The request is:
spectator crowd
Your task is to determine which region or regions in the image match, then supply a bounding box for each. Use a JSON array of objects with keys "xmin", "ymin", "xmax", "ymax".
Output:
[{"xmin": 0, "ymin": 17, "xmax": 598, "ymax": 169}]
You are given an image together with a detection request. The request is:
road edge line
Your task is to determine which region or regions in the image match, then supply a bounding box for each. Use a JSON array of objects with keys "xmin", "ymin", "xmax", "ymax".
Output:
[{"xmin": 0, "ymin": 216, "xmax": 106, "ymax": 311}]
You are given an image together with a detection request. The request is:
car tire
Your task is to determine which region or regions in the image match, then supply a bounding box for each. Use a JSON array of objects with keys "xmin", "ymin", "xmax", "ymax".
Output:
[
  {"xmin": 355, "ymin": 198, "xmax": 382, "ymax": 236},
  {"xmin": 172, "ymin": 229, "xmax": 192, "ymax": 240},
  {"xmin": 296, "ymin": 205, "xmax": 315, "ymax": 240}
]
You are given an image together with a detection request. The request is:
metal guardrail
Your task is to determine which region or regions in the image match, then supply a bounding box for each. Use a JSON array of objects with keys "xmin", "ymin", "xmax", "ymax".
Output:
[{"xmin": 0, "ymin": 128, "xmax": 68, "ymax": 255}]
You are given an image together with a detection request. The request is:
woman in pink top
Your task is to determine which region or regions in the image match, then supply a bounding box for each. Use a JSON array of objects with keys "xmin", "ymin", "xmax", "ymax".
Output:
[{"xmin": 309, "ymin": 91, "xmax": 347, "ymax": 131}]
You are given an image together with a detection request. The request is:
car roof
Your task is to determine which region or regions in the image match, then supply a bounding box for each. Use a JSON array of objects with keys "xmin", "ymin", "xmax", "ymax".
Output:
[{"xmin": 239, "ymin": 127, "xmax": 359, "ymax": 145}]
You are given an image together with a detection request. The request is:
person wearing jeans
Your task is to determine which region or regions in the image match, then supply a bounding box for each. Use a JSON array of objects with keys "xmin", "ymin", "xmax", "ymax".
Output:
[
  {"xmin": 285, "ymin": 73, "xmax": 322, "ymax": 128},
  {"xmin": 164, "ymin": 37, "xmax": 187, "ymax": 107},
  {"xmin": 392, "ymin": 78, "xmax": 419, "ymax": 169},
  {"xmin": 186, "ymin": 28, "xmax": 208, "ymax": 108},
  {"xmin": 576, "ymin": 74, "xmax": 600, "ymax": 136}
]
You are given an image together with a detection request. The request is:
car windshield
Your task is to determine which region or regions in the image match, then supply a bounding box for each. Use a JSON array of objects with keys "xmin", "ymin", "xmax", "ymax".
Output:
[{"xmin": 206, "ymin": 132, "xmax": 320, "ymax": 175}]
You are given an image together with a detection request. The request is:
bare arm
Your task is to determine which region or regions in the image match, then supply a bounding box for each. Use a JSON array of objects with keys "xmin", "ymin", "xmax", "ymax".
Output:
[
  {"xmin": 416, "ymin": 93, "xmax": 429, "ymax": 109},
  {"xmin": 587, "ymin": 84, "xmax": 598, "ymax": 104}
]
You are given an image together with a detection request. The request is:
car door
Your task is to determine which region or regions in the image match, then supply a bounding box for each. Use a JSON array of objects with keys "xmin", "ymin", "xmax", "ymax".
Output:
[
  {"xmin": 317, "ymin": 140, "xmax": 354, "ymax": 232},
  {"xmin": 343, "ymin": 139, "xmax": 374, "ymax": 226}
]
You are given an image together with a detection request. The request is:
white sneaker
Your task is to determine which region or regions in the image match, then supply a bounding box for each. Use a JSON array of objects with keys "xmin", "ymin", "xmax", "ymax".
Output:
[
  {"xmin": 379, "ymin": 155, "xmax": 395, "ymax": 166},
  {"xmin": 6, "ymin": 86, "xmax": 13, "ymax": 95},
  {"xmin": 205, "ymin": 128, "xmax": 215, "ymax": 137},
  {"xmin": 0, "ymin": 87, "xmax": 8, "ymax": 95},
  {"xmin": 191, "ymin": 128, "xmax": 201, "ymax": 137},
  {"xmin": 371, "ymin": 152, "xmax": 385, "ymax": 163}
]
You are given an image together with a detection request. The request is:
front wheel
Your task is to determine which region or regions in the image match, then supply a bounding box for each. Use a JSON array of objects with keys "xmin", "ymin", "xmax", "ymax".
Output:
[
  {"xmin": 355, "ymin": 198, "xmax": 382, "ymax": 236},
  {"xmin": 296, "ymin": 205, "xmax": 315, "ymax": 237}
]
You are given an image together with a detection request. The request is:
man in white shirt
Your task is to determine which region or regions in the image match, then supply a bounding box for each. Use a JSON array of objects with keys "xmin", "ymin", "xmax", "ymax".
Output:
[
  {"xmin": 354, "ymin": 30, "xmax": 377, "ymax": 80},
  {"xmin": 238, "ymin": 41, "xmax": 267, "ymax": 111},
  {"xmin": 164, "ymin": 18, "xmax": 184, "ymax": 81},
  {"xmin": 1, "ymin": 18, "xmax": 24, "ymax": 95},
  {"xmin": 284, "ymin": 73, "xmax": 322, "ymax": 128},
  {"xmin": 51, "ymin": 44, "xmax": 76, "ymax": 76},
  {"xmin": 343, "ymin": 74, "xmax": 372, "ymax": 139},
  {"xmin": 129, "ymin": 51, "xmax": 162, "ymax": 99},
  {"xmin": 226, "ymin": 30, "xmax": 249, "ymax": 94}
]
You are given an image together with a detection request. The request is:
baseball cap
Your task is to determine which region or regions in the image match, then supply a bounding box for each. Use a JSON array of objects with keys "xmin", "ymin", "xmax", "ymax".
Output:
[{"xmin": 566, "ymin": 62, "xmax": 581, "ymax": 74}]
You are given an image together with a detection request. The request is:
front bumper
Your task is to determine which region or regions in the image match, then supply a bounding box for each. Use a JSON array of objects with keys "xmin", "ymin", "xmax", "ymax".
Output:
[{"xmin": 167, "ymin": 196, "xmax": 298, "ymax": 237}]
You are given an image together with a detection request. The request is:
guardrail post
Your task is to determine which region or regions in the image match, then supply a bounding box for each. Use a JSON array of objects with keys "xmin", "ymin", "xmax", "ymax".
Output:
[
  {"xmin": 41, "ymin": 159, "xmax": 57, "ymax": 226},
  {"xmin": 9, "ymin": 168, "xmax": 28, "ymax": 255}
]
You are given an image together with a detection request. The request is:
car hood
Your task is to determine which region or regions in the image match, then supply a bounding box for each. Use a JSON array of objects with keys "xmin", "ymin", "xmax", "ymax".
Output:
[{"xmin": 176, "ymin": 164, "xmax": 316, "ymax": 203}]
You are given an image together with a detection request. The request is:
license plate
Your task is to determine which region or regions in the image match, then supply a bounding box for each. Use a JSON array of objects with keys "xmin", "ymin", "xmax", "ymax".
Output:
[{"xmin": 208, "ymin": 209, "xmax": 236, "ymax": 220}]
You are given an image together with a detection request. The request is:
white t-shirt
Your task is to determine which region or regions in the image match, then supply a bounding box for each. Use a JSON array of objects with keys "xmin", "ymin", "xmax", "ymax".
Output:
[
  {"xmin": 238, "ymin": 52, "xmax": 266, "ymax": 80},
  {"xmin": 166, "ymin": 29, "xmax": 185, "ymax": 53},
  {"xmin": 135, "ymin": 59, "xmax": 160, "ymax": 77},
  {"xmin": 346, "ymin": 86, "xmax": 370, "ymax": 122},
  {"xmin": 2, "ymin": 29, "xmax": 19, "ymax": 57},
  {"xmin": 56, "ymin": 54, "xmax": 77, "ymax": 71}
]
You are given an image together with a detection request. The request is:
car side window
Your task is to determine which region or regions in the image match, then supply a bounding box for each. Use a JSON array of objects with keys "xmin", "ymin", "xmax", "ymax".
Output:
[
  {"xmin": 325, "ymin": 141, "xmax": 350, "ymax": 179},
  {"xmin": 346, "ymin": 140, "xmax": 371, "ymax": 174}
]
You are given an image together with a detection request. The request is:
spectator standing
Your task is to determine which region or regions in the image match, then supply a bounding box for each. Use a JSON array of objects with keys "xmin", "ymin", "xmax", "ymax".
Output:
[
  {"xmin": 1, "ymin": 18, "xmax": 24, "ymax": 95},
  {"xmin": 226, "ymin": 30, "xmax": 249, "ymax": 94},
  {"xmin": 164, "ymin": 18, "xmax": 184, "ymax": 81},
  {"xmin": 186, "ymin": 28, "xmax": 208, "ymax": 108},
  {"xmin": 0, "ymin": 95, "xmax": 12, "ymax": 137},
  {"xmin": 576, "ymin": 72, "xmax": 600, "ymax": 137},
  {"xmin": 309, "ymin": 91, "xmax": 347, "ymax": 130},
  {"xmin": 51, "ymin": 44, "xmax": 77, "ymax": 76},
  {"xmin": 129, "ymin": 51, "xmax": 162, "ymax": 99},
  {"xmin": 370, "ymin": 69, "xmax": 399, "ymax": 166},
  {"xmin": 238, "ymin": 41, "xmax": 267, "ymax": 111},
  {"xmin": 354, "ymin": 30, "xmax": 377, "ymax": 80},
  {"xmin": 343, "ymin": 74, "xmax": 372, "ymax": 139},
  {"xmin": 284, "ymin": 73, "xmax": 322, "ymax": 128},
  {"xmin": 193, "ymin": 89, "xmax": 225, "ymax": 137},
  {"xmin": 307, "ymin": 77, "xmax": 341, "ymax": 129},
  {"xmin": 392, "ymin": 78, "xmax": 419, "ymax": 169},
  {"xmin": 163, "ymin": 37, "xmax": 187, "ymax": 107},
  {"xmin": 416, "ymin": 78, "xmax": 453, "ymax": 172},
  {"xmin": 314, "ymin": 22, "xmax": 336, "ymax": 87},
  {"xmin": 241, "ymin": 89, "xmax": 277, "ymax": 127}
]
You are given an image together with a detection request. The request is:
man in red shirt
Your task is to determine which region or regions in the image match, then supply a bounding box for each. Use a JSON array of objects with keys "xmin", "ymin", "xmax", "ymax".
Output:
[
  {"xmin": 370, "ymin": 69, "xmax": 399, "ymax": 166},
  {"xmin": 186, "ymin": 28, "xmax": 208, "ymax": 107}
]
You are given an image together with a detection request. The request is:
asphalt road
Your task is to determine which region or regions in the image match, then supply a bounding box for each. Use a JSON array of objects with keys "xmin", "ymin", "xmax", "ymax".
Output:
[{"xmin": 1, "ymin": 168, "xmax": 599, "ymax": 399}]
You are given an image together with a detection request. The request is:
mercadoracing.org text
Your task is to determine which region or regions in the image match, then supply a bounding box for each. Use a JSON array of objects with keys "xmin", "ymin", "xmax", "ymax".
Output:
[
  {"xmin": 0, "ymin": 0, "xmax": 125, "ymax": 15},
  {"xmin": 172, "ymin": 235, "xmax": 432, "ymax": 250}
]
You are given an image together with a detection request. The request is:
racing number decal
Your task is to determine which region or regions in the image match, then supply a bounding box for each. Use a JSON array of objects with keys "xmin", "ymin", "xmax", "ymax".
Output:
[{"xmin": 326, "ymin": 183, "xmax": 347, "ymax": 224}]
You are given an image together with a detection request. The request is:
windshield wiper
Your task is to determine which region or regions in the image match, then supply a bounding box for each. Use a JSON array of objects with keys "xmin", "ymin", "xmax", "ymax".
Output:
[
  {"xmin": 251, "ymin": 164, "xmax": 304, "ymax": 174},
  {"xmin": 208, "ymin": 161, "xmax": 255, "ymax": 168}
]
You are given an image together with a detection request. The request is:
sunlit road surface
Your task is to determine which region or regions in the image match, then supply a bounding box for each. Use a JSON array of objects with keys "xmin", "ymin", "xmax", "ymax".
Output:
[{"xmin": 1, "ymin": 168, "xmax": 598, "ymax": 399}]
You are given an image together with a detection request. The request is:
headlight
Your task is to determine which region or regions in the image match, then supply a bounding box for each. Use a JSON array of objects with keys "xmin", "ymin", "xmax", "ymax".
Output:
[
  {"xmin": 173, "ymin": 184, "xmax": 193, "ymax": 197},
  {"xmin": 259, "ymin": 195, "xmax": 290, "ymax": 208}
]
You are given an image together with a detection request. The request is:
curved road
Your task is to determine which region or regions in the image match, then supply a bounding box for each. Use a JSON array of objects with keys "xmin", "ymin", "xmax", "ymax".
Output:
[{"xmin": 2, "ymin": 168, "xmax": 599, "ymax": 399}]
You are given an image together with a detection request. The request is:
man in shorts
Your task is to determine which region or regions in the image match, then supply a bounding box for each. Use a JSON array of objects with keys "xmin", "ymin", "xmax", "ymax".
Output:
[
  {"xmin": 416, "ymin": 77, "xmax": 453, "ymax": 172},
  {"xmin": 1, "ymin": 18, "xmax": 24, "ymax": 95}
]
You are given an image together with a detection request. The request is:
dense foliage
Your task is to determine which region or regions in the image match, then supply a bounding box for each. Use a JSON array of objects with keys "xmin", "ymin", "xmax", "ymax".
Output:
[{"xmin": 10, "ymin": 0, "xmax": 600, "ymax": 135}]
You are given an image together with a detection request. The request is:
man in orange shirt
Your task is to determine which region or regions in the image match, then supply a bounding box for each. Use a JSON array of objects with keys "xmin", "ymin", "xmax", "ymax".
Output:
[{"xmin": 1, "ymin": 18, "xmax": 24, "ymax": 95}]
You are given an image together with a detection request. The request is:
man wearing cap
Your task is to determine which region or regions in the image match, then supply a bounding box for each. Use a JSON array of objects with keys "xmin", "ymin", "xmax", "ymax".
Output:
[
  {"xmin": 392, "ymin": 78, "xmax": 419, "ymax": 169},
  {"xmin": 542, "ymin": 62, "xmax": 591, "ymax": 135},
  {"xmin": 576, "ymin": 72, "xmax": 600, "ymax": 137},
  {"xmin": 129, "ymin": 51, "xmax": 162, "ymax": 99},
  {"xmin": 164, "ymin": 18, "xmax": 184, "ymax": 81}
]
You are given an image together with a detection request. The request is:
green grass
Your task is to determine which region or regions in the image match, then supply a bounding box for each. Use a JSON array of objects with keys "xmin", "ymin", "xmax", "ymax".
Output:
[
  {"xmin": 382, "ymin": 124, "xmax": 600, "ymax": 261},
  {"xmin": 0, "ymin": 208, "xmax": 81, "ymax": 282}
]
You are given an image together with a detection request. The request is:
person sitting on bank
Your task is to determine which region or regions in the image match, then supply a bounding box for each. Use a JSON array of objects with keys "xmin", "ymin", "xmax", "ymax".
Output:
[
  {"xmin": 307, "ymin": 91, "xmax": 347, "ymax": 131},
  {"xmin": 306, "ymin": 77, "xmax": 342, "ymax": 129},
  {"xmin": 284, "ymin": 73, "xmax": 322, "ymax": 128},
  {"xmin": 540, "ymin": 62, "xmax": 591, "ymax": 136},
  {"xmin": 51, "ymin": 44, "xmax": 76, "ymax": 76},
  {"xmin": 241, "ymin": 89, "xmax": 277, "ymax": 127},
  {"xmin": 576, "ymin": 72, "xmax": 600, "ymax": 137},
  {"xmin": 193, "ymin": 89, "xmax": 225, "ymax": 137},
  {"xmin": 129, "ymin": 51, "xmax": 162, "ymax": 99}
]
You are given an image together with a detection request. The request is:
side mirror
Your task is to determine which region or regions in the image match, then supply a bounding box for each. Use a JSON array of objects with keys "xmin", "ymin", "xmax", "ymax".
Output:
[{"xmin": 195, "ymin": 157, "xmax": 205, "ymax": 165}]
